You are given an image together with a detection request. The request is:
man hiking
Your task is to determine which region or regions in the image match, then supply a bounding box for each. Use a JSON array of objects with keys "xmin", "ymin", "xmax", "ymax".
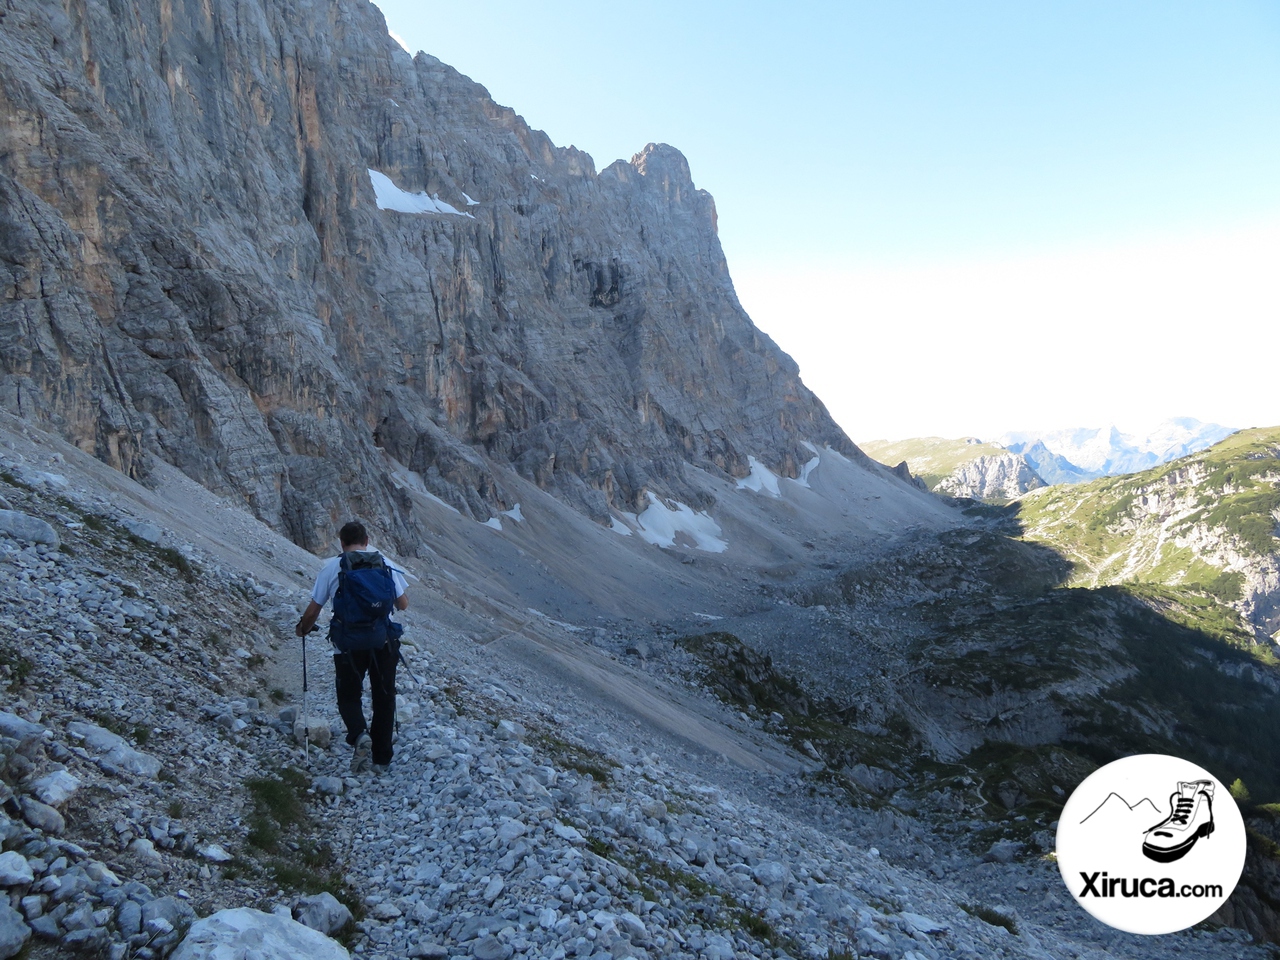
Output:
[{"xmin": 295, "ymin": 521, "xmax": 408, "ymax": 774}]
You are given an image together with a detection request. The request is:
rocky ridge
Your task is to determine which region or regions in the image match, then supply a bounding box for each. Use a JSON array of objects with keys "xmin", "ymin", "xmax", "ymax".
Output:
[{"xmin": 933, "ymin": 455, "xmax": 1043, "ymax": 502}]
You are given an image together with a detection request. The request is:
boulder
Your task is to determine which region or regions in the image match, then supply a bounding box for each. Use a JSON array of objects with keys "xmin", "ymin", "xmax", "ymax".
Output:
[
  {"xmin": 19, "ymin": 797, "xmax": 64, "ymax": 834},
  {"xmin": 0, "ymin": 903, "xmax": 31, "ymax": 959},
  {"xmin": 0, "ymin": 713, "xmax": 44, "ymax": 740},
  {"xmin": 31, "ymin": 770, "xmax": 80, "ymax": 807},
  {"xmin": 751, "ymin": 861, "xmax": 792, "ymax": 888},
  {"xmin": 0, "ymin": 510, "xmax": 58, "ymax": 547},
  {"xmin": 293, "ymin": 716, "xmax": 332, "ymax": 749},
  {"xmin": 291, "ymin": 892, "xmax": 352, "ymax": 937},
  {"xmin": 170, "ymin": 908, "xmax": 350, "ymax": 960},
  {"xmin": 313, "ymin": 776, "xmax": 344, "ymax": 796},
  {"xmin": 65, "ymin": 722, "xmax": 162, "ymax": 779}
]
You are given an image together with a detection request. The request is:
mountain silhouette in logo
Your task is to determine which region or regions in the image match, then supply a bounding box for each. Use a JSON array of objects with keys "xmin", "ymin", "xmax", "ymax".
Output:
[{"xmin": 1080, "ymin": 792, "xmax": 1162, "ymax": 827}]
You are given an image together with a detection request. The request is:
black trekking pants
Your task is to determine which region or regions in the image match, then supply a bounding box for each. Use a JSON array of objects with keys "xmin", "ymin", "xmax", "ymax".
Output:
[{"xmin": 333, "ymin": 641, "xmax": 398, "ymax": 765}]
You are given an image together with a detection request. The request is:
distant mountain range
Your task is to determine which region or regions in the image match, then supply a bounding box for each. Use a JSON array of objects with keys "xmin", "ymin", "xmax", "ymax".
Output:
[
  {"xmin": 1001, "ymin": 418, "xmax": 1238, "ymax": 481},
  {"xmin": 863, "ymin": 418, "xmax": 1239, "ymax": 498}
]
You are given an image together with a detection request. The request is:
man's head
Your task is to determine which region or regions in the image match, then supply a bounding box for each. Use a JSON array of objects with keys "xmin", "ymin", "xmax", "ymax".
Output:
[{"xmin": 338, "ymin": 520, "xmax": 369, "ymax": 550}]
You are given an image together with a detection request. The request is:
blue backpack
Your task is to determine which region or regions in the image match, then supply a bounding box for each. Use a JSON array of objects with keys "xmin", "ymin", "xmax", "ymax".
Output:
[{"xmin": 330, "ymin": 551, "xmax": 404, "ymax": 652}]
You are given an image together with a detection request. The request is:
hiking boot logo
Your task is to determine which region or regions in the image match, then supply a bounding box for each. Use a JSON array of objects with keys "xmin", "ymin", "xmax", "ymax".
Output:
[
  {"xmin": 1056, "ymin": 755, "xmax": 1245, "ymax": 936},
  {"xmin": 1142, "ymin": 780, "xmax": 1215, "ymax": 863}
]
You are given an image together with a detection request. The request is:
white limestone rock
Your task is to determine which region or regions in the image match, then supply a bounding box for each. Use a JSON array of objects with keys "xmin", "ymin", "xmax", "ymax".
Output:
[{"xmin": 170, "ymin": 907, "xmax": 350, "ymax": 960}]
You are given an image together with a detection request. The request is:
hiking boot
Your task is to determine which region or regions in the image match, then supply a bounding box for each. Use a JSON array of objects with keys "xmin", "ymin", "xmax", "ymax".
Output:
[
  {"xmin": 350, "ymin": 733, "xmax": 372, "ymax": 774},
  {"xmin": 1143, "ymin": 780, "xmax": 1215, "ymax": 863},
  {"xmin": 371, "ymin": 763, "xmax": 390, "ymax": 777}
]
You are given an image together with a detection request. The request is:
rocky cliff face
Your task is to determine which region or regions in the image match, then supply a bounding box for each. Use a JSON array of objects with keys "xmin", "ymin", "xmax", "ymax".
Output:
[
  {"xmin": 933, "ymin": 453, "xmax": 1043, "ymax": 501},
  {"xmin": 0, "ymin": 0, "xmax": 853, "ymax": 552}
]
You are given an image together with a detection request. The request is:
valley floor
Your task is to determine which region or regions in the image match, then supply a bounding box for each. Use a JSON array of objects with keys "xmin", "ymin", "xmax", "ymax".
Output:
[{"xmin": 0, "ymin": 415, "xmax": 1268, "ymax": 960}]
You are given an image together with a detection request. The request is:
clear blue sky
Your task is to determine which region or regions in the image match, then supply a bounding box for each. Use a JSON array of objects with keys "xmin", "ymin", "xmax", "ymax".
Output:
[{"xmin": 374, "ymin": 1, "xmax": 1280, "ymax": 440}]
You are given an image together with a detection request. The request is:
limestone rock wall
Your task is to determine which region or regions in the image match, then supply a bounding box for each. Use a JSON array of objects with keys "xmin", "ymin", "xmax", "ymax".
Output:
[
  {"xmin": 934, "ymin": 454, "xmax": 1044, "ymax": 501},
  {"xmin": 0, "ymin": 0, "xmax": 855, "ymax": 551}
]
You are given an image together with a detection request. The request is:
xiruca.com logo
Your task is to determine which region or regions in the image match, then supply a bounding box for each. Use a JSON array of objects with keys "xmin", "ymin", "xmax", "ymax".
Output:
[{"xmin": 1056, "ymin": 755, "xmax": 1246, "ymax": 934}]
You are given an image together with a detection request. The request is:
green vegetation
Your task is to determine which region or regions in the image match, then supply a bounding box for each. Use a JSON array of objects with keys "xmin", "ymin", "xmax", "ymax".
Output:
[
  {"xmin": 962, "ymin": 902, "xmax": 1019, "ymax": 936},
  {"xmin": 530, "ymin": 730, "xmax": 618, "ymax": 785},
  {"xmin": 861, "ymin": 436, "xmax": 1010, "ymax": 490},
  {"xmin": 1019, "ymin": 427, "xmax": 1280, "ymax": 575},
  {"xmin": 1013, "ymin": 428, "xmax": 1279, "ymax": 687},
  {"xmin": 0, "ymin": 646, "xmax": 34, "ymax": 690},
  {"xmin": 676, "ymin": 632, "xmax": 812, "ymax": 716},
  {"xmin": 1231, "ymin": 779, "xmax": 1252, "ymax": 804},
  {"xmin": 237, "ymin": 768, "xmax": 360, "ymax": 936},
  {"xmin": 608, "ymin": 846, "xmax": 805, "ymax": 956}
]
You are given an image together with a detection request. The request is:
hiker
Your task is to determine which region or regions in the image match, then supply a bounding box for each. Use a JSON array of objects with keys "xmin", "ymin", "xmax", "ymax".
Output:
[{"xmin": 295, "ymin": 521, "xmax": 408, "ymax": 774}]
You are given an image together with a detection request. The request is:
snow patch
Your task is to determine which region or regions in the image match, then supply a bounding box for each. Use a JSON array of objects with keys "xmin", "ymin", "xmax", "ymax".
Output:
[
  {"xmin": 462, "ymin": 192, "xmax": 481, "ymax": 206},
  {"xmin": 692, "ymin": 612, "xmax": 724, "ymax": 621},
  {"xmin": 368, "ymin": 169, "xmax": 475, "ymax": 218},
  {"xmin": 482, "ymin": 517, "xmax": 502, "ymax": 531},
  {"xmin": 736, "ymin": 456, "xmax": 781, "ymax": 497},
  {"xmin": 634, "ymin": 494, "xmax": 727, "ymax": 553},
  {"xmin": 609, "ymin": 516, "xmax": 633, "ymax": 537},
  {"xmin": 502, "ymin": 503, "xmax": 524, "ymax": 522},
  {"xmin": 795, "ymin": 455, "xmax": 820, "ymax": 488},
  {"xmin": 387, "ymin": 30, "xmax": 412, "ymax": 54}
]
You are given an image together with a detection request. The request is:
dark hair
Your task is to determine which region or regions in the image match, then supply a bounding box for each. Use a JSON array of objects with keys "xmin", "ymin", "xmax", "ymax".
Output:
[{"xmin": 338, "ymin": 521, "xmax": 368, "ymax": 548}]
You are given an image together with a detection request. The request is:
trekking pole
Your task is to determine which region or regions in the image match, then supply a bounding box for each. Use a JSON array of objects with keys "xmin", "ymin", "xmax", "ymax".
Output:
[
  {"xmin": 397, "ymin": 643, "xmax": 425, "ymax": 688},
  {"xmin": 302, "ymin": 624, "xmax": 319, "ymax": 768}
]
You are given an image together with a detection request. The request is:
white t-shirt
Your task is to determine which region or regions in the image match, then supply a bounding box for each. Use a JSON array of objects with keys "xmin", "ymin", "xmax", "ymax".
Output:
[{"xmin": 311, "ymin": 551, "xmax": 408, "ymax": 607}]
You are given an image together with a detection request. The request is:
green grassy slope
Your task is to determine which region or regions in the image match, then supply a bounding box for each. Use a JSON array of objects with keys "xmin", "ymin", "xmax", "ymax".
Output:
[
  {"xmin": 1016, "ymin": 426, "xmax": 1280, "ymax": 651},
  {"xmin": 861, "ymin": 437, "xmax": 1009, "ymax": 490}
]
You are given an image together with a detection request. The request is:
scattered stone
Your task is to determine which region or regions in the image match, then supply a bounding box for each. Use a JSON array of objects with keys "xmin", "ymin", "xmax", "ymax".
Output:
[
  {"xmin": 752, "ymin": 860, "xmax": 791, "ymax": 887},
  {"xmin": 198, "ymin": 844, "xmax": 233, "ymax": 863},
  {"xmin": 982, "ymin": 841, "xmax": 1025, "ymax": 864},
  {"xmin": 495, "ymin": 719, "xmax": 524, "ymax": 741},
  {"xmin": 294, "ymin": 716, "xmax": 332, "ymax": 749},
  {"xmin": 371, "ymin": 901, "xmax": 402, "ymax": 920},
  {"xmin": 314, "ymin": 776, "xmax": 345, "ymax": 796},
  {"xmin": 471, "ymin": 933, "xmax": 513, "ymax": 960},
  {"xmin": 129, "ymin": 838, "xmax": 162, "ymax": 863},
  {"xmin": 0, "ymin": 852, "xmax": 33, "ymax": 886},
  {"xmin": 496, "ymin": 819, "xmax": 526, "ymax": 843},
  {"xmin": 122, "ymin": 519, "xmax": 164, "ymax": 544}
]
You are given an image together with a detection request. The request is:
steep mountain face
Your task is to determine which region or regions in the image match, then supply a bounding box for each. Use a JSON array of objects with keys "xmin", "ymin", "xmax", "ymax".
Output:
[
  {"xmin": 862, "ymin": 437, "xmax": 1044, "ymax": 500},
  {"xmin": 1018, "ymin": 428, "xmax": 1280, "ymax": 643},
  {"xmin": 0, "ymin": 0, "xmax": 852, "ymax": 552},
  {"xmin": 933, "ymin": 454, "xmax": 1043, "ymax": 501}
]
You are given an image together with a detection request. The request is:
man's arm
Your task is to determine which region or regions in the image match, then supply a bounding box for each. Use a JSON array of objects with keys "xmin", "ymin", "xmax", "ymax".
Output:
[
  {"xmin": 295, "ymin": 600, "xmax": 324, "ymax": 637},
  {"xmin": 395, "ymin": 593, "xmax": 408, "ymax": 611}
]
